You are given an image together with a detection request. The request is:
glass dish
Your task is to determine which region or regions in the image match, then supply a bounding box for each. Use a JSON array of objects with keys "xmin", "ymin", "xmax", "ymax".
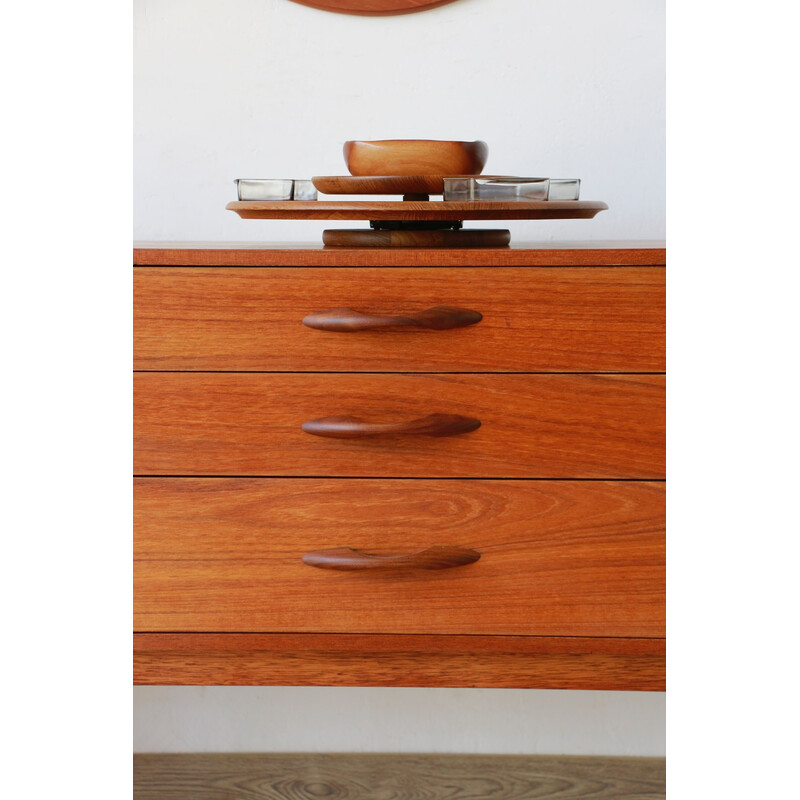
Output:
[
  {"xmin": 234, "ymin": 179, "xmax": 318, "ymax": 201},
  {"xmin": 235, "ymin": 179, "xmax": 294, "ymax": 201},
  {"xmin": 547, "ymin": 179, "xmax": 581, "ymax": 201},
  {"xmin": 292, "ymin": 180, "xmax": 318, "ymax": 201},
  {"xmin": 443, "ymin": 177, "xmax": 549, "ymax": 202}
]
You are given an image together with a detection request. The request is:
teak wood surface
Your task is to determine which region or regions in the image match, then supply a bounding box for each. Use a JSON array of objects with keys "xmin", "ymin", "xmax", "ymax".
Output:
[
  {"xmin": 301, "ymin": 411, "xmax": 482, "ymax": 438},
  {"xmin": 320, "ymin": 227, "xmax": 512, "ymax": 247},
  {"xmin": 302, "ymin": 303, "xmax": 483, "ymax": 331},
  {"xmin": 133, "ymin": 373, "xmax": 665, "ymax": 478},
  {"xmin": 134, "ymin": 633, "xmax": 665, "ymax": 689},
  {"xmin": 226, "ymin": 199, "xmax": 608, "ymax": 220},
  {"xmin": 132, "ymin": 243, "xmax": 665, "ymax": 689},
  {"xmin": 133, "ymin": 242, "xmax": 666, "ymax": 267},
  {"xmin": 343, "ymin": 139, "xmax": 488, "ymax": 176},
  {"xmin": 134, "ymin": 266, "xmax": 665, "ymax": 372},
  {"xmin": 288, "ymin": 1, "xmax": 461, "ymax": 17},
  {"xmin": 312, "ymin": 174, "xmax": 463, "ymax": 194},
  {"xmin": 313, "ymin": 173, "xmax": 560, "ymax": 195},
  {"xmin": 134, "ymin": 478, "xmax": 664, "ymax": 637},
  {"xmin": 301, "ymin": 544, "xmax": 482, "ymax": 570},
  {"xmin": 133, "ymin": 753, "xmax": 666, "ymax": 799}
]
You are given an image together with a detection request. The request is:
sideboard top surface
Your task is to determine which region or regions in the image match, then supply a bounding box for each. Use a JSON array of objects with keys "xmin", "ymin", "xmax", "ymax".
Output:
[{"xmin": 133, "ymin": 241, "xmax": 666, "ymax": 267}]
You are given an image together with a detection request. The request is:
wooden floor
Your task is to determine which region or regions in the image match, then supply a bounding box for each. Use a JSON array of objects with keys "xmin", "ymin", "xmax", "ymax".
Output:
[{"xmin": 133, "ymin": 753, "xmax": 666, "ymax": 799}]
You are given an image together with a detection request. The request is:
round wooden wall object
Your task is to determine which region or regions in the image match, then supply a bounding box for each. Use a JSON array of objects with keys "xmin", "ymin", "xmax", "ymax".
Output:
[{"xmin": 288, "ymin": 0, "xmax": 461, "ymax": 16}]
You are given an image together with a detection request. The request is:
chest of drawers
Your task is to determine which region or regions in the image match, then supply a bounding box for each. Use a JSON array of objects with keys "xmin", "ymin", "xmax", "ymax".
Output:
[{"xmin": 133, "ymin": 243, "xmax": 665, "ymax": 690}]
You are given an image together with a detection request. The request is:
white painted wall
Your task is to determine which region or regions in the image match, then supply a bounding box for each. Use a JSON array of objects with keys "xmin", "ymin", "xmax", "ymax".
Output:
[
  {"xmin": 134, "ymin": 0, "xmax": 665, "ymax": 243},
  {"xmin": 133, "ymin": 0, "xmax": 665, "ymax": 756},
  {"xmin": 134, "ymin": 687, "xmax": 666, "ymax": 756}
]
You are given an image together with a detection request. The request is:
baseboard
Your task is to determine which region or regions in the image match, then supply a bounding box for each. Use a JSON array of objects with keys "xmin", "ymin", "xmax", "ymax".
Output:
[{"xmin": 133, "ymin": 753, "xmax": 666, "ymax": 799}]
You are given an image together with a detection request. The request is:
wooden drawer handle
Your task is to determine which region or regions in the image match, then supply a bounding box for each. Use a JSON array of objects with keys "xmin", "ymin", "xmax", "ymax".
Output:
[
  {"xmin": 302, "ymin": 545, "xmax": 481, "ymax": 571},
  {"xmin": 302, "ymin": 413, "xmax": 481, "ymax": 438},
  {"xmin": 302, "ymin": 306, "xmax": 482, "ymax": 331}
]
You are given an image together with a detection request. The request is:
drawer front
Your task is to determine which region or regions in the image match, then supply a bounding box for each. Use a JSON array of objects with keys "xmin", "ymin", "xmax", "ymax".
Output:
[
  {"xmin": 134, "ymin": 479, "xmax": 664, "ymax": 637},
  {"xmin": 133, "ymin": 267, "xmax": 665, "ymax": 372},
  {"xmin": 133, "ymin": 373, "xmax": 665, "ymax": 478}
]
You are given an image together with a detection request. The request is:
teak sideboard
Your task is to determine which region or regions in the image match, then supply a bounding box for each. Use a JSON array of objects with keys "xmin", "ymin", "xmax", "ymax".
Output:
[{"xmin": 133, "ymin": 243, "xmax": 665, "ymax": 690}]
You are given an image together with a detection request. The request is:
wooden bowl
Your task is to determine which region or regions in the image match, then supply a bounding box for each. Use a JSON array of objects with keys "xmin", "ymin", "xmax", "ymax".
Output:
[{"xmin": 343, "ymin": 140, "xmax": 489, "ymax": 177}]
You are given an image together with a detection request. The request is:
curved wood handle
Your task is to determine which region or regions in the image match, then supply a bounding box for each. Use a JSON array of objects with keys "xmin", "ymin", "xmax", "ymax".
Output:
[
  {"xmin": 302, "ymin": 305, "xmax": 482, "ymax": 331},
  {"xmin": 302, "ymin": 545, "xmax": 481, "ymax": 571},
  {"xmin": 301, "ymin": 413, "xmax": 481, "ymax": 438}
]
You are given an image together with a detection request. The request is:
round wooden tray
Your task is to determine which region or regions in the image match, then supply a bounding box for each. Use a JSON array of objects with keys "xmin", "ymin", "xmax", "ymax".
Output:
[
  {"xmin": 288, "ymin": 1, "xmax": 460, "ymax": 16},
  {"xmin": 313, "ymin": 175, "xmax": 455, "ymax": 195},
  {"xmin": 312, "ymin": 175, "xmax": 535, "ymax": 195},
  {"xmin": 226, "ymin": 200, "xmax": 608, "ymax": 221}
]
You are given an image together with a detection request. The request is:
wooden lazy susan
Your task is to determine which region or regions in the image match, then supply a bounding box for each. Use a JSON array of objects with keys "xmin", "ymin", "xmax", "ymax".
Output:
[
  {"xmin": 227, "ymin": 139, "xmax": 608, "ymax": 247},
  {"xmin": 226, "ymin": 199, "xmax": 608, "ymax": 248}
]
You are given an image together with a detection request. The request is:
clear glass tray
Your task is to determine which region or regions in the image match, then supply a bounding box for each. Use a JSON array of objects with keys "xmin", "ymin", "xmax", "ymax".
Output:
[
  {"xmin": 235, "ymin": 179, "xmax": 317, "ymax": 201},
  {"xmin": 443, "ymin": 177, "xmax": 580, "ymax": 201},
  {"xmin": 547, "ymin": 179, "xmax": 581, "ymax": 201}
]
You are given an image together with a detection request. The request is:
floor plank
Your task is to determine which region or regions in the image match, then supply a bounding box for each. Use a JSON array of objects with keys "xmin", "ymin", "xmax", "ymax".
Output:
[{"xmin": 133, "ymin": 753, "xmax": 666, "ymax": 799}]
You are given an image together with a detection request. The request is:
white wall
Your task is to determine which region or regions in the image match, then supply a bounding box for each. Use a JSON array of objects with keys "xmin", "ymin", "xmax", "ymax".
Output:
[
  {"xmin": 134, "ymin": 0, "xmax": 665, "ymax": 243},
  {"xmin": 134, "ymin": 687, "xmax": 666, "ymax": 756},
  {"xmin": 133, "ymin": 0, "xmax": 665, "ymax": 756}
]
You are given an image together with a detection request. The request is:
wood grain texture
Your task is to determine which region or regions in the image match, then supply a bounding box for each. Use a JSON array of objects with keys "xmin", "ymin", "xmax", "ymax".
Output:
[
  {"xmin": 132, "ymin": 243, "xmax": 666, "ymax": 689},
  {"xmin": 313, "ymin": 175, "xmax": 456, "ymax": 194},
  {"xmin": 301, "ymin": 544, "xmax": 482, "ymax": 570},
  {"xmin": 226, "ymin": 200, "xmax": 608, "ymax": 220},
  {"xmin": 133, "ymin": 754, "xmax": 666, "ymax": 799},
  {"xmin": 134, "ymin": 633, "xmax": 665, "ymax": 689},
  {"xmin": 343, "ymin": 139, "xmax": 488, "ymax": 176},
  {"xmin": 134, "ymin": 266, "xmax": 665, "ymax": 372},
  {"xmin": 288, "ymin": 0, "xmax": 461, "ymax": 17},
  {"xmin": 132, "ymin": 243, "xmax": 666, "ymax": 267},
  {"xmin": 301, "ymin": 412, "xmax": 482, "ymax": 438},
  {"xmin": 133, "ymin": 373, "xmax": 665, "ymax": 478},
  {"xmin": 302, "ymin": 304, "xmax": 483, "ymax": 331},
  {"xmin": 134, "ymin": 479, "xmax": 664, "ymax": 636},
  {"xmin": 312, "ymin": 174, "xmax": 545, "ymax": 195},
  {"xmin": 321, "ymin": 228, "xmax": 511, "ymax": 247}
]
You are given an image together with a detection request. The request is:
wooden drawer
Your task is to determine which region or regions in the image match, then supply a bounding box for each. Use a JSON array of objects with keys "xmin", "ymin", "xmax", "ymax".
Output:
[
  {"xmin": 134, "ymin": 479, "xmax": 664, "ymax": 638},
  {"xmin": 133, "ymin": 267, "xmax": 665, "ymax": 372},
  {"xmin": 133, "ymin": 373, "xmax": 665, "ymax": 478},
  {"xmin": 133, "ymin": 245, "xmax": 666, "ymax": 689}
]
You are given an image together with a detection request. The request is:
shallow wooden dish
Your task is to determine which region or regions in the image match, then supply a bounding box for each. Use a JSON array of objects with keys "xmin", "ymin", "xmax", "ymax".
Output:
[
  {"xmin": 313, "ymin": 174, "xmax": 523, "ymax": 195},
  {"xmin": 344, "ymin": 140, "xmax": 488, "ymax": 177},
  {"xmin": 313, "ymin": 175, "xmax": 451, "ymax": 195}
]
